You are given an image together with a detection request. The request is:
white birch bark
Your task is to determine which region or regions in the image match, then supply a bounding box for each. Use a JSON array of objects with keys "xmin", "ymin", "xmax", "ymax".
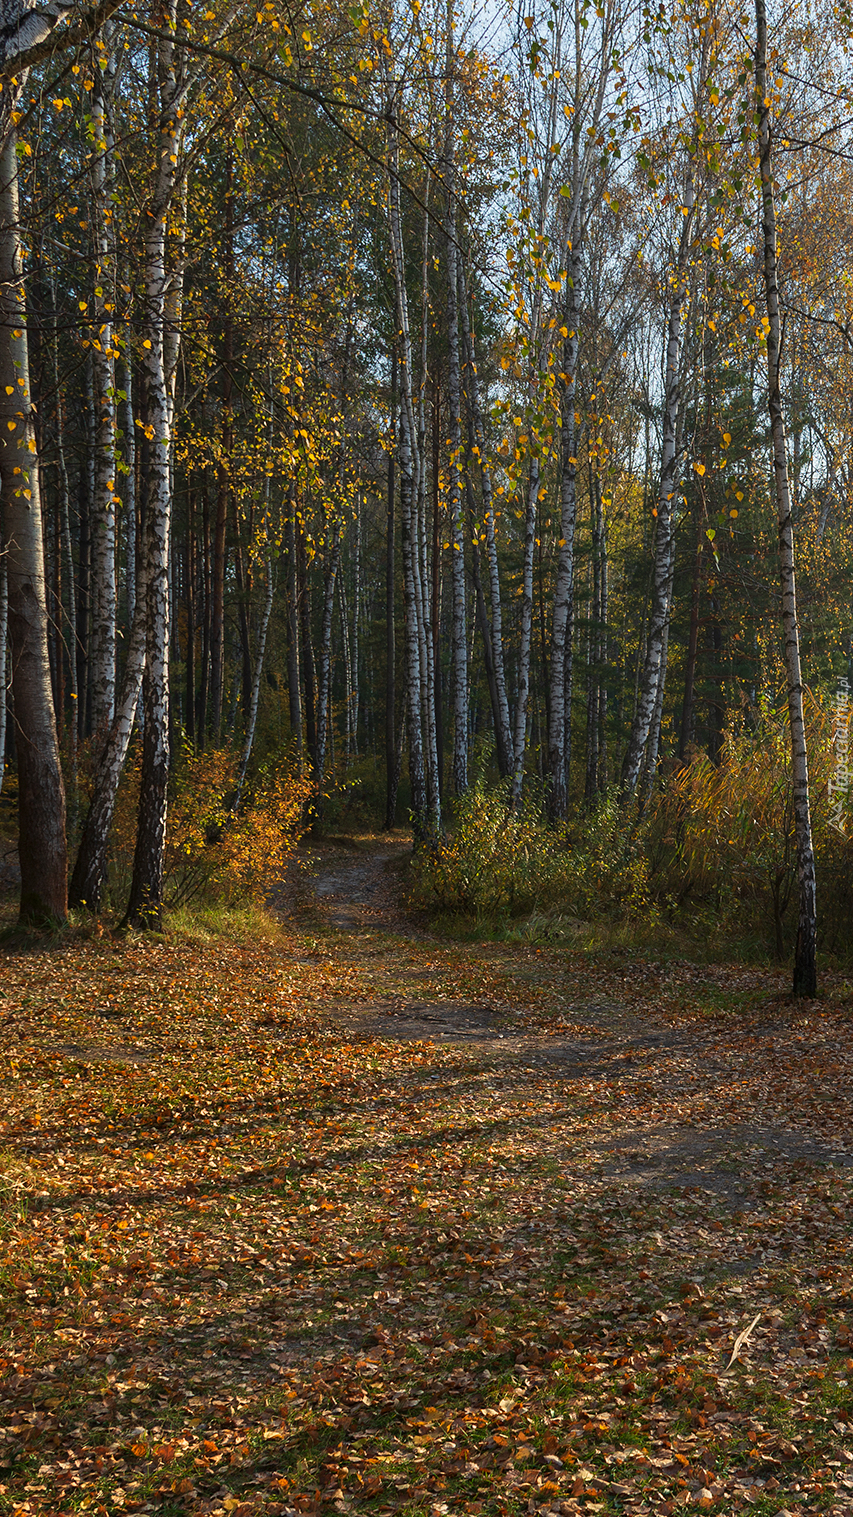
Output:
[
  {"xmin": 88, "ymin": 45, "xmax": 117, "ymax": 729},
  {"xmin": 70, "ymin": 177, "xmax": 188, "ymax": 913},
  {"xmin": 444, "ymin": 16, "xmax": 467, "ymax": 795},
  {"xmin": 547, "ymin": 240, "xmax": 581, "ymax": 818},
  {"xmin": 415, "ymin": 168, "xmax": 440, "ymax": 824},
  {"xmin": 511, "ymin": 457, "xmax": 540, "ymax": 806},
  {"xmin": 123, "ymin": 324, "xmax": 136, "ymax": 629},
  {"xmin": 458, "ymin": 262, "xmax": 512, "ymax": 777},
  {"xmin": 385, "ymin": 88, "xmax": 429, "ymax": 837},
  {"xmin": 620, "ymin": 210, "xmax": 692, "ymax": 797},
  {"xmin": 49, "ymin": 273, "xmax": 79, "ymax": 813},
  {"xmin": 0, "ymin": 122, "xmax": 67, "ymax": 922},
  {"xmin": 756, "ymin": 0, "xmax": 817, "ymax": 996},
  {"xmin": 546, "ymin": 0, "xmax": 617, "ymax": 818},
  {"xmin": 124, "ymin": 14, "xmax": 185, "ymax": 926}
]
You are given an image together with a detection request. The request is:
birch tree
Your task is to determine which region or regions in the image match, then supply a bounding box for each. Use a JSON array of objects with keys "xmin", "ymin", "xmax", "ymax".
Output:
[
  {"xmin": 755, "ymin": 0, "xmax": 817, "ymax": 995},
  {"xmin": 0, "ymin": 0, "xmax": 93, "ymax": 922},
  {"xmin": 621, "ymin": 21, "xmax": 715, "ymax": 797}
]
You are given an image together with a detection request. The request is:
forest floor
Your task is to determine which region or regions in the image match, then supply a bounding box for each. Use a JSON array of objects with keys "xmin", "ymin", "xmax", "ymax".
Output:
[{"xmin": 2, "ymin": 837, "xmax": 853, "ymax": 1517}]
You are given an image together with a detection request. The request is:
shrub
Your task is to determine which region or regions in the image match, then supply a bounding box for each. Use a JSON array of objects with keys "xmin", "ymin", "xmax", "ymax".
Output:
[
  {"xmin": 410, "ymin": 783, "xmax": 653, "ymax": 925},
  {"xmin": 651, "ymin": 693, "xmax": 853, "ymax": 957},
  {"xmin": 110, "ymin": 742, "xmax": 313, "ymax": 911}
]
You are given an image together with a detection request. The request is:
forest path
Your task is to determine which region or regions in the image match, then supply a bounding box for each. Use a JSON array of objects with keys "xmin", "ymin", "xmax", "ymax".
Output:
[
  {"xmin": 3, "ymin": 839, "xmax": 853, "ymax": 1514},
  {"xmin": 301, "ymin": 835, "xmax": 853, "ymax": 1211}
]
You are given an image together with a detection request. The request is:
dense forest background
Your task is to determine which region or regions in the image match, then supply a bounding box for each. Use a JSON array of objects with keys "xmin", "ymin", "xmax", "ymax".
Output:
[{"xmin": 1, "ymin": 0, "xmax": 852, "ymax": 983}]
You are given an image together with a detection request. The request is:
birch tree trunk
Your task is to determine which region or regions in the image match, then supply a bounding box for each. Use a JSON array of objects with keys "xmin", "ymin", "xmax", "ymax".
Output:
[
  {"xmin": 756, "ymin": 0, "xmax": 817, "ymax": 996},
  {"xmin": 547, "ymin": 240, "xmax": 581, "ymax": 819},
  {"xmin": 49, "ymin": 275, "xmax": 79, "ymax": 816},
  {"xmin": 69, "ymin": 540, "xmax": 151, "ymax": 908},
  {"xmin": 458, "ymin": 263, "xmax": 512, "ymax": 777},
  {"xmin": 384, "ymin": 349, "xmax": 398, "ymax": 828},
  {"xmin": 386, "ymin": 93, "xmax": 430, "ymax": 838},
  {"xmin": 124, "ymin": 15, "xmax": 186, "ymax": 927},
  {"xmin": 620, "ymin": 263, "xmax": 687, "ymax": 796},
  {"xmin": 285, "ymin": 490, "xmax": 302, "ymax": 748},
  {"xmin": 0, "ymin": 128, "xmax": 67, "ymax": 922},
  {"xmin": 444, "ymin": 22, "xmax": 468, "ymax": 796},
  {"xmin": 511, "ymin": 457, "xmax": 540, "ymax": 806},
  {"xmin": 88, "ymin": 46, "xmax": 117, "ymax": 730},
  {"xmin": 413, "ymin": 167, "xmax": 440, "ymax": 823},
  {"xmin": 123, "ymin": 321, "xmax": 137, "ymax": 630}
]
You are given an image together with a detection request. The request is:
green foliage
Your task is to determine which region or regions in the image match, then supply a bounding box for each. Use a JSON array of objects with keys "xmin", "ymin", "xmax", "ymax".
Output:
[
  {"xmin": 410, "ymin": 783, "xmax": 654, "ymax": 926},
  {"xmin": 652, "ymin": 695, "xmax": 853, "ymax": 959}
]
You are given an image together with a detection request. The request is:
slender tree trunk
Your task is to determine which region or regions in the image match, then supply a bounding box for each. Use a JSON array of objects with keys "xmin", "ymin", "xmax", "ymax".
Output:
[
  {"xmin": 385, "ymin": 92, "xmax": 429, "ymax": 838},
  {"xmin": 211, "ymin": 460, "xmax": 229, "ymax": 740},
  {"xmin": 385, "ymin": 349, "xmax": 398, "ymax": 829},
  {"xmin": 597, "ymin": 496, "xmax": 608, "ymax": 792},
  {"xmin": 444, "ymin": 32, "xmax": 468, "ymax": 795},
  {"xmin": 0, "ymin": 129, "xmax": 67, "ymax": 923},
  {"xmin": 415, "ymin": 172, "xmax": 440, "ymax": 824},
  {"xmin": 351, "ymin": 496, "xmax": 361, "ymax": 752},
  {"xmin": 88, "ymin": 54, "xmax": 117, "ymax": 730},
  {"xmin": 620, "ymin": 268, "xmax": 687, "ymax": 796},
  {"xmin": 124, "ymin": 16, "xmax": 186, "ymax": 927},
  {"xmin": 77, "ymin": 414, "xmax": 91, "ymax": 741},
  {"xmin": 123, "ymin": 323, "xmax": 136, "ymax": 631},
  {"xmin": 465, "ymin": 463, "xmax": 502, "ymax": 751},
  {"xmin": 185, "ymin": 501, "xmax": 196, "ymax": 745},
  {"xmin": 234, "ymin": 552, "xmax": 274, "ymax": 809},
  {"xmin": 548, "ymin": 243, "xmax": 582, "ymax": 819},
  {"xmin": 431, "ymin": 384, "xmax": 444, "ymax": 798},
  {"xmin": 678, "ymin": 526, "xmax": 703, "ymax": 762},
  {"xmin": 231, "ymin": 498, "xmax": 253, "ymax": 730},
  {"xmin": 50, "ymin": 286, "xmax": 78, "ymax": 818},
  {"xmin": 585, "ymin": 480, "xmax": 602, "ymax": 803},
  {"xmin": 69, "ymin": 536, "xmax": 151, "ymax": 909},
  {"xmin": 458, "ymin": 263, "xmax": 511, "ymax": 778},
  {"xmin": 756, "ymin": 0, "xmax": 817, "ymax": 996},
  {"xmin": 0, "ymin": 554, "xmax": 7, "ymax": 796},
  {"xmin": 196, "ymin": 486, "xmax": 211, "ymax": 744},
  {"xmin": 511, "ymin": 457, "xmax": 540, "ymax": 806},
  {"xmin": 285, "ymin": 489, "xmax": 302, "ymax": 748},
  {"xmin": 315, "ymin": 523, "xmax": 342, "ymax": 785},
  {"xmin": 297, "ymin": 518, "xmax": 317, "ymax": 771}
]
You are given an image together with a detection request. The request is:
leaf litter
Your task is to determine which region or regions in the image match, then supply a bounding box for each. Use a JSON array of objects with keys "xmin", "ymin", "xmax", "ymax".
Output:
[{"xmin": 0, "ymin": 845, "xmax": 852, "ymax": 1516}]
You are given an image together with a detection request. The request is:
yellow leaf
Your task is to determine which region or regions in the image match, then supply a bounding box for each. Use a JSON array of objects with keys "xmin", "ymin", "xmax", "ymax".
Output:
[
  {"xmin": 694, "ymin": 462, "xmax": 706, "ymax": 476},
  {"xmin": 723, "ymin": 432, "xmax": 731, "ymax": 445}
]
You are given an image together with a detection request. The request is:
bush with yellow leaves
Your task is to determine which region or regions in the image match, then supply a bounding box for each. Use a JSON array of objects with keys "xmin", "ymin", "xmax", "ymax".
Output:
[
  {"xmin": 109, "ymin": 742, "xmax": 313, "ymax": 911},
  {"xmin": 651, "ymin": 693, "xmax": 853, "ymax": 957}
]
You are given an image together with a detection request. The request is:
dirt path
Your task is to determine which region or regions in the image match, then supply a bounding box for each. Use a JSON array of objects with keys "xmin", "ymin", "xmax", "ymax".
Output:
[
  {"xmin": 305, "ymin": 837, "xmax": 853, "ymax": 1211},
  {"xmin": 3, "ymin": 838, "xmax": 853, "ymax": 1515}
]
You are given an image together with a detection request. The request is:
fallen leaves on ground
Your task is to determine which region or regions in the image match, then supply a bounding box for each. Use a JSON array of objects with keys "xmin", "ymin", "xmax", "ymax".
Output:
[{"xmin": 1, "ymin": 885, "xmax": 853, "ymax": 1517}]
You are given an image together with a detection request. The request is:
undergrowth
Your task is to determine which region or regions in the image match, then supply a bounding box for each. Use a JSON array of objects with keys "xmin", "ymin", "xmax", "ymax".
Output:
[{"xmin": 411, "ymin": 696, "xmax": 853, "ymax": 965}]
